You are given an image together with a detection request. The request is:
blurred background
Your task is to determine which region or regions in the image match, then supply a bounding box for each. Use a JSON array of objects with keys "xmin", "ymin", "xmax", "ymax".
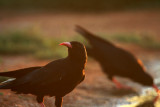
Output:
[{"xmin": 0, "ymin": 0, "xmax": 160, "ymax": 107}]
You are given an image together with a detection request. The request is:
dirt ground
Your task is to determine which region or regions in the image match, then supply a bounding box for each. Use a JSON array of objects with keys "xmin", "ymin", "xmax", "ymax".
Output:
[{"xmin": 0, "ymin": 10, "xmax": 160, "ymax": 107}]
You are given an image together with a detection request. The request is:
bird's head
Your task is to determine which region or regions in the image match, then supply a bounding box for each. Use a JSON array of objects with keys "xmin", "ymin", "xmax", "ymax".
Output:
[
  {"xmin": 59, "ymin": 41, "xmax": 87, "ymax": 66},
  {"xmin": 132, "ymin": 70, "xmax": 159, "ymax": 93},
  {"xmin": 135, "ymin": 71, "xmax": 154, "ymax": 86}
]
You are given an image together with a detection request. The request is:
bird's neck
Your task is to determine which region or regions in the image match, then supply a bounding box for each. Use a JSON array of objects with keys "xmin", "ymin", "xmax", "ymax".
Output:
[{"xmin": 67, "ymin": 54, "xmax": 87, "ymax": 69}]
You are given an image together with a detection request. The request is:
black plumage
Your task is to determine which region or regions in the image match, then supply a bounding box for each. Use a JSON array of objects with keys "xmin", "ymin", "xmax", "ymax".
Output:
[
  {"xmin": 76, "ymin": 25, "xmax": 156, "ymax": 89},
  {"xmin": 0, "ymin": 67, "xmax": 41, "ymax": 78},
  {"xmin": 0, "ymin": 41, "xmax": 87, "ymax": 107}
]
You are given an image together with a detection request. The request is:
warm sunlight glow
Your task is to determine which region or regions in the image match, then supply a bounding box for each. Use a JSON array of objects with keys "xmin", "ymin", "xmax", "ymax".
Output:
[{"xmin": 137, "ymin": 59, "xmax": 146, "ymax": 71}]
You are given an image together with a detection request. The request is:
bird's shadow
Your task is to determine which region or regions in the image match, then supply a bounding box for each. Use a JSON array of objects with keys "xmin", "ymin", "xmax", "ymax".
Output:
[
  {"xmin": 79, "ymin": 85, "xmax": 138, "ymax": 97},
  {"xmin": 109, "ymin": 88, "xmax": 138, "ymax": 96}
]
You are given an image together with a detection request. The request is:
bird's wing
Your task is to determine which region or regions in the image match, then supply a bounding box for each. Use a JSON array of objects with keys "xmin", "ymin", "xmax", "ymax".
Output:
[
  {"xmin": 86, "ymin": 47, "xmax": 94, "ymax": 57},
  {"xmin": 86, "ymin": 47, "xmax": 101, "ymax": 59},
  {"xmin": 0, "ymin": 59, "xmax": 68, "ymax": 91},
  {"xmin": 0, "ymin": 66, "xmax": 42, "ymax": 78},
  {"xmin": 75, "ymin": 25, "xmax": 115, "ymax": 47}
]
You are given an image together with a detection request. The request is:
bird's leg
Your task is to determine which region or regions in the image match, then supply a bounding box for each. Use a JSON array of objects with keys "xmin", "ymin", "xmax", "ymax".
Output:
[
  {"xmin": 37, "ymin": 96, "xmax": 45, "ymax": 107},
  {"xmin": 55, "ymin": 96, "xmax": 63, "ymax": 107},
  {"xmin": 40, "ymin": 102, "xmax": 45, "ymax": 107},
  {"xmin": 112, "ymin": 77, "xmax": 131, "ymax": 89}
]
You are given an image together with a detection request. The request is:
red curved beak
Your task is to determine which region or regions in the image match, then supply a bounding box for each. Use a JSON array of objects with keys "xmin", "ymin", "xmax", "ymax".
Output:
[
  {"xmin": 59, "ymin": 42, "xmax": 72, "ymax": 48},
  {"xmin": 153, "ymin": 84, "xmax": 159, "ymax": 93},
  {"xmin": 152, "ymin": 84, "xmax": 160, "ymax": 103}
]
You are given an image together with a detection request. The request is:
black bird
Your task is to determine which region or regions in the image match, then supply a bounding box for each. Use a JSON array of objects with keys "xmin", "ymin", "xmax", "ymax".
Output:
[
  {"xmin": 0, "ymin": 41, "xmax": 87, "ymax": 107},
  {"xmin": 75, "ymin": 25, "xmax": 159, "ymax": 91}
]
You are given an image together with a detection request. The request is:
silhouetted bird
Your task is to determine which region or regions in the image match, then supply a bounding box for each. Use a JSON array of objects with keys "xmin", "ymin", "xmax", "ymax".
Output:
[
  {"xmin": 0, "ymin": 41, "xmax": 87, "ymax": 107},
  {"xmin": 76, "ymin": 25, "xmax": 159, "ymax": 91}
]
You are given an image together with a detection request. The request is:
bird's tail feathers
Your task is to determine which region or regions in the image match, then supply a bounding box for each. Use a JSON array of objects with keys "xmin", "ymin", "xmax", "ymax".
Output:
[
  {"xmin": 0, "ymin": 78, "xmax": 15, "ymax": 89},
  {"xmin": 75, "ymin": 25, "xmax": 96, "ymax": 39},
  {"xmin": 75, "ymin": 25, "xmax": 114, "ymax": 46},
  {"xmin": 1, "ymin": 78, "xmax": 16, "ymax": 84},
  {"xmin": 0, "ymin": 66, "xmax": 42, "ymax": 78}
]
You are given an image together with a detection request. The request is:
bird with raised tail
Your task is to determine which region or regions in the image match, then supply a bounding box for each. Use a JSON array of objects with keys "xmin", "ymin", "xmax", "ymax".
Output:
[
  {"xmin": 75, "ymin": 25, "xmax": 159, "ymax": 93},
  {"xmin": 0, "ymin": 41, "xmax": 87, "ymax": 107}
]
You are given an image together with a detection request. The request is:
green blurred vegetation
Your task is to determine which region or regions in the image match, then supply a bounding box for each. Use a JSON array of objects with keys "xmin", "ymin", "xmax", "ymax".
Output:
[
  {"xmin": 0, "ymin": 30, "xmax": 160, "ymax": 60},
  {"xmin": 106, "ymin": 34, "xmax": 160, "ymax": 50},
  {"xmin": 0, "ymin": 29, "xmax": 86, "ymax": 59},
  {"xmin": 0, "ymin": 0, "xmax": 160, "ymax": 12},
  {"xmin": 0, "ymin": 92, "xmax": 3, "ymax": 96},
  {"xmin": 0, "ymin": 30, "xmax": 68, "ymax": 59}
]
